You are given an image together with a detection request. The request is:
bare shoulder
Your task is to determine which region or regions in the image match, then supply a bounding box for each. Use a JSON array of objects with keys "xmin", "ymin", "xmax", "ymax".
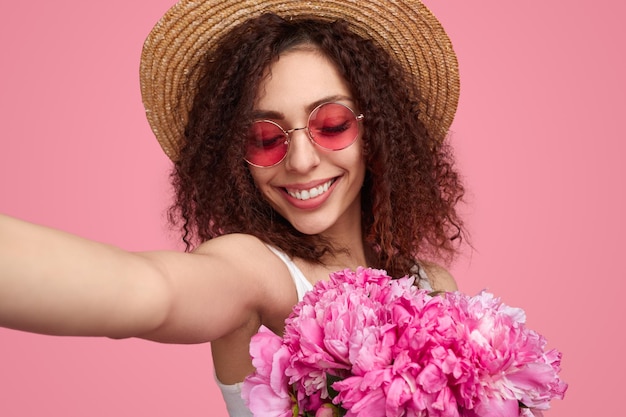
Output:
[
  {"xmin": 194, "ymin": 233, "xmax": 298, "ymax": 313},
  {"xmin": 421, "ymin": 262, "xmax": 458, "ymax": 292},
  {"xmin": 193, "ymin": 233, "xmax": 294, "ymax": 293},
  {"xmin": 193, "ymin": 232, "xmax": 271, "ymax": 257}
]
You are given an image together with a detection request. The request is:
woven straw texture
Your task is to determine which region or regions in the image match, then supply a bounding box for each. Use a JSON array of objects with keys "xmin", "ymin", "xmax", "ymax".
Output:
[{"xmin": 140, "ymin": 0, "xmax": 459, "ymax": 161}]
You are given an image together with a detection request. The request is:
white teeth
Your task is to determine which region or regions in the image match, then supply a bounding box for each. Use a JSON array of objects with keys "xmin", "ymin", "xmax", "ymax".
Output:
[{"xmin": 288, "ymin": 179, "xmax": 334, "ymax": 201}]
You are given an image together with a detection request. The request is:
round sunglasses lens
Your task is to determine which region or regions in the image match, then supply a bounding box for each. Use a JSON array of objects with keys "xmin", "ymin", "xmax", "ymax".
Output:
[
  {"xmin": 245, "ymin": 122, "xmax": 288, "ymax": 167},
  {"xmin": 308, "ymin": 103, "xmax": 359, "ymax": 150}
]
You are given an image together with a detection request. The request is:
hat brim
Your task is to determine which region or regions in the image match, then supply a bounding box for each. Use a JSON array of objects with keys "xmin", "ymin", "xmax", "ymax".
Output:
[{"xmin": 140, "ymin": 0, "xmax": 459, "ymax": 161}]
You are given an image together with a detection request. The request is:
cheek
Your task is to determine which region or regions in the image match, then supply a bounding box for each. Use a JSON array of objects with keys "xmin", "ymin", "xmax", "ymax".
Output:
[
  {"xmin": 340, "ymin": 141, "xmax": 366, "ymax": 176},
  {"xmin": 248, "ymin": 168, "xmax": 275, "ymax": 199}
]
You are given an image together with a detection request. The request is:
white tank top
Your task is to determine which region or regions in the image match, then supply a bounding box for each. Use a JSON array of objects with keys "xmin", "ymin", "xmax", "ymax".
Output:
[{"xmin": 214, "ymin": 247, "xmax": 431, "ymax": 416}]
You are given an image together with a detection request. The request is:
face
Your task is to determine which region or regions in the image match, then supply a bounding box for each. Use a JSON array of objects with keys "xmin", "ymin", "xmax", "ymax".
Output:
[{"xmin": 248, "ymin": 48, "xmax": 366, "ymax": 239}]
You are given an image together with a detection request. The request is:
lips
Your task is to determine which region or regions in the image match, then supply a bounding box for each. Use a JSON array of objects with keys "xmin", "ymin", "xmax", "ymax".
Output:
[{"xmin": 286, "ymin": 178, "xmax": 336, "ymax": 201}]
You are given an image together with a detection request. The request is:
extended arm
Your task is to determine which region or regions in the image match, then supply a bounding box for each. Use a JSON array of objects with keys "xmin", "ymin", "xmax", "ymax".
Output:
[{"xmin": 0, "ymin": 214, "xmax": 286, "ymax": 344}]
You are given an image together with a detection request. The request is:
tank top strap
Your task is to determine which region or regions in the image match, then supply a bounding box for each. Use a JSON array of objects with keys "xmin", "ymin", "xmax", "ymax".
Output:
[{"xmin": 265, "ymin": 245, "xmax": 313, "ymax": 301}]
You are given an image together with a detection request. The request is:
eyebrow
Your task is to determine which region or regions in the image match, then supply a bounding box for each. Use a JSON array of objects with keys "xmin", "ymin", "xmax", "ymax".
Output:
[{"xmin": 251, "ymin": 94, "xmax": 354, "ymax": 120}]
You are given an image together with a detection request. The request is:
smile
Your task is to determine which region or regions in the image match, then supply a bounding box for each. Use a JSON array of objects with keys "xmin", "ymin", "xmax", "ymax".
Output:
[{"xmin": 286, "ymin": 179, "xmax": 335, "ymax": 201}]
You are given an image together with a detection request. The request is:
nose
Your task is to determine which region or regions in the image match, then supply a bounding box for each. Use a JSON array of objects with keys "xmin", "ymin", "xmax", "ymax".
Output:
[{"xmin": 284, "ymin": 128, "xmax": 320, "ymax": 173}]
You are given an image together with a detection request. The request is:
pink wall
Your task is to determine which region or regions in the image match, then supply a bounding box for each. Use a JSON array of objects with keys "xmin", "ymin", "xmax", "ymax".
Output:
[{"xmin": 1, "ymin": 1, "xmax": 623, "ymax": 415}]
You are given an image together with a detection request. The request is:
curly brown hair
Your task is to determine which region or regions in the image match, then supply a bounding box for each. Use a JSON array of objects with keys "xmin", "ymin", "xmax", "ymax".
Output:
[{"xmin": 169, "ymin": 13, "xmax": 465, "ymax": 277}]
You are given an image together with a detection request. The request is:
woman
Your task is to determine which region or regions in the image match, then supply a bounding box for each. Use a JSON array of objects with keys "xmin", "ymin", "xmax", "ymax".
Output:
[{"xmin": 0, "ymin": 0, "xmax": 464, "ymax": 415}]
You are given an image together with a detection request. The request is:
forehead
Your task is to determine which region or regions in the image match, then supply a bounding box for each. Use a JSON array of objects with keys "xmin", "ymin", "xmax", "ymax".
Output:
[{"xmin": 254, "ymin": 48, "xmax": 352, "ymax": 113}]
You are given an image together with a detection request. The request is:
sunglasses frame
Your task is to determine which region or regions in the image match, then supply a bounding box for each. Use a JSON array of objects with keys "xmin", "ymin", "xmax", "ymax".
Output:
[{"xmin": 244, "ymin": 101, "xmax": 364, "ymax": 168}]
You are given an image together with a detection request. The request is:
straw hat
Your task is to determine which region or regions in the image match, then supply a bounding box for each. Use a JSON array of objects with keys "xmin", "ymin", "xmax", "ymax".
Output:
[{"xmin": 140, "ymin": 0, "xmax": 459, "ymax": 161}]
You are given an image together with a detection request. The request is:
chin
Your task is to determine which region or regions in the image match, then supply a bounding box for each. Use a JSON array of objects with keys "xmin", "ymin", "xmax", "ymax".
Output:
[{"xmin": 289, "ymin": 221, "xmax": 329, "ymax": 236}]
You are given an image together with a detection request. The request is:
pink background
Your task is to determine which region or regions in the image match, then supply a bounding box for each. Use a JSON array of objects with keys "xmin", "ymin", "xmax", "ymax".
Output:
[{"xmin": 1, "ymin": 0, "xmax": 623, "ymax": 415}]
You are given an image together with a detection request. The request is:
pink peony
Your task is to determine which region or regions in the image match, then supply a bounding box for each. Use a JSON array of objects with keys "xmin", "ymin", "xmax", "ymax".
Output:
[
  {"xmin": 242, "ymin": 326, "xmax": 294, "ymax": 417},
  {"xmin": 243, "ymin": 267, "xmax": 567, "ymax": 416}
]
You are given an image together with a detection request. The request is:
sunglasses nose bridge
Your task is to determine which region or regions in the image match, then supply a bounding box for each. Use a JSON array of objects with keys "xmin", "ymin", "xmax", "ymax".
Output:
[
  {"xmin": 285, "ymin": 125, "xmax": 308, "ymax": 134},
  {"xmin": 284, "ymin": 125, "xmax": 313, "ymax": 143}
]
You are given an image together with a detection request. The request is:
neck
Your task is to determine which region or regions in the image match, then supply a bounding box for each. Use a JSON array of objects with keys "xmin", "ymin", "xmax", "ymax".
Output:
[{"xmin": 318, "ymin": 234, "xmax": 375, "ymax": 271}]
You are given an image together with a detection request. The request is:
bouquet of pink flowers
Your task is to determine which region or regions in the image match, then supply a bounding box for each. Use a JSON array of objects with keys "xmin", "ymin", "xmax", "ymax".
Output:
[{"xmin": 242, "ymin": 267, "xmax": 567, "ymax": 417}]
